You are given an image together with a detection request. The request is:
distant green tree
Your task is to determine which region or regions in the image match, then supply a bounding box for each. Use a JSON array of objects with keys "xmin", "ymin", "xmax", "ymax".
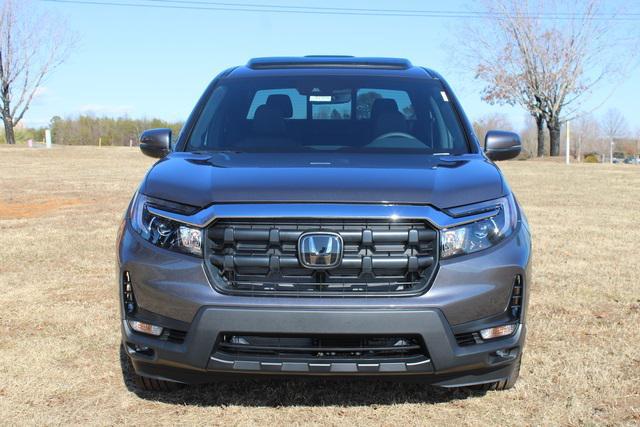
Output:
[
  {"xmin": 49, "ymin": 115, "xmax": 183, "ymax": 146},
  {"xmin": 402, "ymin": 105, "xmax": 415, "ymax": 119},
  {"xmin": 356, "ymin": 92, "xmax": 382, "ymax": 119}
]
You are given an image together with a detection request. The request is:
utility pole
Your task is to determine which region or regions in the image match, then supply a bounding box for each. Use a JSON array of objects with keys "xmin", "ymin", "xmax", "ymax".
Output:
[{"xmin": 565, "ymin": 120, "xmax": 570, "ymax": 165}]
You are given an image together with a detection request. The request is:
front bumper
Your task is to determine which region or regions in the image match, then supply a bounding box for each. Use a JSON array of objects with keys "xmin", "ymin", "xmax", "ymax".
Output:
[
  {"xmin": 118, "ymin": 203, "xmax": 531, "ymax": 386},
  {"xmin": 123, "ymin": 305, "xmax": 525, "ymax": 387}
]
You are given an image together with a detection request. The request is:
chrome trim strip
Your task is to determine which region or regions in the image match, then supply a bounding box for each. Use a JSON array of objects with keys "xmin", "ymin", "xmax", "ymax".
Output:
[
  {"xmin": 406, "ymin": 359, "xmax": 431, "ymax": 366},
  {"xmin": 147, "ymin": 203, "xmax": 498, "ymax": 230},
  {"xmin": 210, "ymin": 356, "xmax": 234, "ymax": 364}
]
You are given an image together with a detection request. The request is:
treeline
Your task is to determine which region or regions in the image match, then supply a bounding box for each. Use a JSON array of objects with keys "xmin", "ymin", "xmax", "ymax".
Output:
[
  {"xmin": 473, "ymin": 110, "xmax": 639, "ymax": 162},
  {"xmin": 50, "ymin": 116, "xmax": 183, "ymax": 146}
]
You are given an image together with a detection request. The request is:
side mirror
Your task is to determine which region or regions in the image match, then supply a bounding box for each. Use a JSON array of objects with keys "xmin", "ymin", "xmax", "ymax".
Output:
[
  {"xmin": 140, "ymin": 128, "xmax": 171, "ymax": 158},
  {"xmin": 484, "ymin": 130, "xmax": 521, "ymax": 161}
]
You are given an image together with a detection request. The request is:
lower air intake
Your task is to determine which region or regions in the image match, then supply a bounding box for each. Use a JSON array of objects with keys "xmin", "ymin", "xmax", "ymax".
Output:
[
  {"xmin": 216, "ymin": 334, "xmax": 427, "ymax": 359},
  {"xmin": 510, "ymin": 275, "xmax": 523, "ymax": 318}
]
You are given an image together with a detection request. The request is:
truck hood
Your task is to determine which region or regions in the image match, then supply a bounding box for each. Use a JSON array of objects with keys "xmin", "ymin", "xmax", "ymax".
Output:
[{"xmin": 140, "ymin": 152, "xmax": 505, "ymax": 210}]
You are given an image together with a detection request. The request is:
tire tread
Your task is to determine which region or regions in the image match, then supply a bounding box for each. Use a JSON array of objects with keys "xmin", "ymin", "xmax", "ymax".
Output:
[{"xmin": 134, "ymin": 372, "xmax": 181, "ymax": 392}]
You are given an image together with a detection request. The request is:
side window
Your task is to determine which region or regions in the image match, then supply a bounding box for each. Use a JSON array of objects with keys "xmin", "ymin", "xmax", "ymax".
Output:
[
  {"xmin": 246, "ymin": 89, "xmax": 307, "ymax": 119},
  {"xmin": 356, "ymin": 89, "xmax": 415, "ymax": 120}
]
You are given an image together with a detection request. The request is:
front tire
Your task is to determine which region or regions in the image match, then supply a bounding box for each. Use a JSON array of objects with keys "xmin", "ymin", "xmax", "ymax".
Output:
[
  {"xmin": 120, "ymin": 344, "xmax": 182, "ymax": 392},
  {"xmin": 134, "ymin": 374, "xmax": 182, "ymax": 392}
]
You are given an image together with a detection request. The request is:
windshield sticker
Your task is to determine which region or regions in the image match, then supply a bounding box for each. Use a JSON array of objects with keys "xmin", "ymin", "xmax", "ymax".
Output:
[
  {"xmin": 309, "ymin": 95, "xmax": 332, "ymax": 102},
  {"xmin": 440, "ymin": 91, "xmax": 449, "ymax": 102}
]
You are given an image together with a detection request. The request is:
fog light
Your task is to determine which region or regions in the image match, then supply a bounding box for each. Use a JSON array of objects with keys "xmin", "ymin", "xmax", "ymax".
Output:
[
  {"xmin": 128, "ymin": 320, "xmax": 163, "ymax": 336},
  {"xmin": 495, "ymin": 349, "xmax": 511, "ymax": 358},
  {"xmin": 126, "ymin": 342, "xmax": 154, "ymax": 357},
  {"xmin": 229, "ymin": 336, "xmax": 249, "ymax": 345},
  {"xmin": 480, "ymin": 323, "xmax": 516, "ymax": 340}
]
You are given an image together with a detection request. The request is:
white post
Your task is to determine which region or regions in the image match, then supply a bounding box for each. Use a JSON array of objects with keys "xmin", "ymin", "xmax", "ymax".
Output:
[
  {"xmin": 45, "ymin": 129, "xmax": 52, "ymax": 148},
  {"xmin": 577, "ymin": 134, "xmax": 582, "ymax": 162},
  {"xmin": 565, "ymin": 120, "xmax": 570, "ymax": 165},
  {"xmin": 129, "ymin": 139, "xmax": 133, "ymax": 148},
  {"xmin": 610, "ymin": 140, "xmax": 614, "ymax": 164}
]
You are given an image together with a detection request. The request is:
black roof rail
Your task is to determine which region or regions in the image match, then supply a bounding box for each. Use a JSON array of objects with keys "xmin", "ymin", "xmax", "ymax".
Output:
[
  {"xmin": 304, "ymin": 55, "xmax": 355, "ymax": 58},
  {"xmin": 246, "ymin": 56, "xmax": 413, "ymax": 70}
]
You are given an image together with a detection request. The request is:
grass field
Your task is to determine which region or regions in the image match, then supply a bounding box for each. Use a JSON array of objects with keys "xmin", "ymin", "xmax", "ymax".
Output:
[{"xmin": 0, "ymin": 145, "xmax": 638, "ymax": 426}]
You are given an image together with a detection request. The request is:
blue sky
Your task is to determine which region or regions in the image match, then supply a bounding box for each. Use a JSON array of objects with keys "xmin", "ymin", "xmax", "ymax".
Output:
[{"xmin": 26, "ymin": 0, "xmax": 640, "ymax": 131}]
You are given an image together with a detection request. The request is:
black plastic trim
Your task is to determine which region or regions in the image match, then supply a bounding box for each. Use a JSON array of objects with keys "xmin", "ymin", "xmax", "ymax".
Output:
[{"xmin": 247, "ymin": 56, "xmax": 412, "ymax": 70}]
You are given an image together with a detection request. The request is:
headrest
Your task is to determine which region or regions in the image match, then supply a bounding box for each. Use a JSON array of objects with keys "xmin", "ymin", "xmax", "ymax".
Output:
[
  {"xmin": 371, "ymin": 98, "xmax": 400, "ymax": 121},
  {"xmin": 252, "ymin": 104, "xmax": 286, "ymax": 136},
  {"xmin": 266, "ymin": 94, "xmax": 293, "ymax": 118}
]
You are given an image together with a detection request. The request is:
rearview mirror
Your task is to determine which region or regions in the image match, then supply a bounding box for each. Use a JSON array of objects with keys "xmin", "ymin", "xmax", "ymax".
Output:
[
  {"xmin": 484, "ymin": 130, "xmax": 521, "ymax": 161},
  {"xmin": 140, "ymin": 128, "xmax": 171, "ymax": 158}
]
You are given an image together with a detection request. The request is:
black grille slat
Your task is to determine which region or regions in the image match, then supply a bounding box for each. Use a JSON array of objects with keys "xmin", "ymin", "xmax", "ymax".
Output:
[
  {"xmin": 217, "ymin": 334, "xmax": 427, "ymax": 359},
  {"xmin": 510, "ymin": 275, "xmax": 524, "ymax": 318},
  {"xmin": 455, "ymin": 332, "xmax": 482, "ymax": 347},
  {"xmin": 160, "ymin": 328, "xmax": 187, "ymax": 344},
  {"xmin": 218, "ymin": 343, "xmax": 422, "ymax": 354},
  {"xmin": 210, "ymin": 254, "xmax": 434, "ymax": 271},
  {"xmin": 209, "ymin": 227, "xmax": 436, "ymax": 244},
  {"xmin": 205, "ymin": 219, "xmax": 438, "ymax": 296}
]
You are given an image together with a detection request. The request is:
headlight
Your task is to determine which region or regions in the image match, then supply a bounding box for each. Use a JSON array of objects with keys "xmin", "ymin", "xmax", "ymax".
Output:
[
  {"xmin": 441, "ymin": 194, "xmax": 517, "ymax": 258},
  {"xmin": 129, "ymin": 193, "xmax": 202, "ymax": 257}
]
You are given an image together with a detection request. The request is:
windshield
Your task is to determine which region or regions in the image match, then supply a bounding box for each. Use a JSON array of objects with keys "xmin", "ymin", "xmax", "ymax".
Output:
[{"xmin": 185, "ymin": 76, "xmax": 469, "ymax": 155}]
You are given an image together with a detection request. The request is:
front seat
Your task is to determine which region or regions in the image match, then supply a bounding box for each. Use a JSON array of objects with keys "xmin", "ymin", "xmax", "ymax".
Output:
[
  {"xmin": 235, "ymin": 96, "xmax": 295, "ymax": 149},
  {"xmin": 265, "ymin": 94, "xmax": 293, "ymax": 119},
  {"xmin": 370, "ymin": 98, "xmax": 408, "ymax": 138},
  {"xmin": 252, "ymin": 104, "xmax": 287, "ymax": 137}
]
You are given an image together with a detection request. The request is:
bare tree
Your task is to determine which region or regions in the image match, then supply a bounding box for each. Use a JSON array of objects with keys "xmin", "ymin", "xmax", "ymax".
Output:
[
  {"xmin": 600, "ymin": 108, "xmax": 628, "ymax": 162},
  {"xmin": 472, "ymin": 113, "xmax": 514, "ymax": 145},
  {"xmin": 635, "ymin": 127, "xmax": 640, "ymax": 162},
  {"xmin": 0, "ymin": 0, "xmax": 73, "ymax": 144},
  {"xmin": 519, "ymin": 114, "xmax": 545, "ymax": 157},
  {"xmin": 601, "ymin": 108, "xmax": 628, "ymax": 141},
  {"xmin": 464, "ymin": 0, "xmax": 638, "ymax": 157},
  {"xmin": 471, "ymin": 4, "xmax": 547, "ymax": 156},
  {"xmin": 573, "ymin": 113, "xmax": 602, "ymax": 160}
]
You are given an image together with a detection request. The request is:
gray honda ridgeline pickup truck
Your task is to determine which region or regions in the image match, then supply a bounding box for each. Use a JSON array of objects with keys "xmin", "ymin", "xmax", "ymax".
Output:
[{"xmin": 117, "ymin": 56, "xmax": 531, "ymax": 392}]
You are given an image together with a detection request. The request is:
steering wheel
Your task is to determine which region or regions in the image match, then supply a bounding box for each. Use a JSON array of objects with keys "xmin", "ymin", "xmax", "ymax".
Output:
[{"xmin": 369, "ymin": 132, "xmax": 420, "ymax": 145}]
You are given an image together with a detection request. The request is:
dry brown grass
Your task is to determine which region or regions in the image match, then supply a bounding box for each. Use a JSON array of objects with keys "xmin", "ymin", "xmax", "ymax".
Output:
[{"xmin": 0, "ymin": 145, "xmax": 638, "ymax": 426}]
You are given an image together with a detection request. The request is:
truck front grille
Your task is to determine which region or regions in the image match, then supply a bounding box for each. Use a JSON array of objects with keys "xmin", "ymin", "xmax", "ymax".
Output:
[{"xmin": 204, "ymin": 219, "xmax": 438, "ymax": 296}]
